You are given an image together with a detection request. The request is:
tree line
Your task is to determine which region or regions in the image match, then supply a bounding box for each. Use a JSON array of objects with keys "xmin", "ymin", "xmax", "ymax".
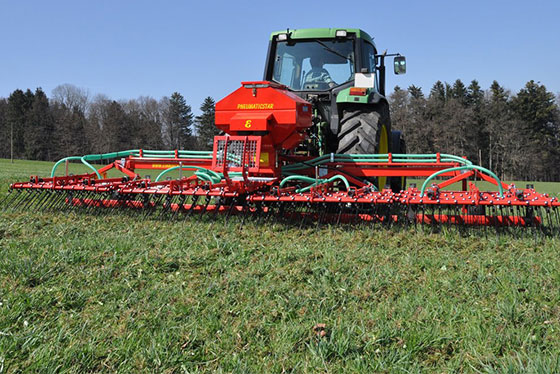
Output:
[
  {"xmin": 0, "ymin": 84, "xmax": 219, "ymax": 162},
  {"xmin": 389, "ymin": 79, "xmax": 560, "ymax": 181},
  {"xmin": 0, "ymin": 80, "xmax": 559, "ymax": 181}
]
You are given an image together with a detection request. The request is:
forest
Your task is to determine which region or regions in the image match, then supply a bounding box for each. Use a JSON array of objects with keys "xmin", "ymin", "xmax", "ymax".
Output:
[
  {"xmin": 0, "ymin": 80, "xmax": 558, "ymax": 181},
  {"xmin": 0, "ymin": 84, "xmax": 219, "ymax": 162},
  {"xmin": 390, "ymin": 79, "xmax": 560, "ymax": 181}
]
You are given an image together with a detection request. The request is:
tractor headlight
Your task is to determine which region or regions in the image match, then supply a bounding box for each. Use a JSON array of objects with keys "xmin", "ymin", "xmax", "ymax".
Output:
[{"xmin": 277, "ymin": 33, "xmax": 288, "ymax": 41}]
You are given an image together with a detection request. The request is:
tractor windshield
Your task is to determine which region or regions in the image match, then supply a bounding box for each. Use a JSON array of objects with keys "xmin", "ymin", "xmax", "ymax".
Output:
[{"xmin": 272, "ymin": 39, "xmax": 355, "ymax": 91}]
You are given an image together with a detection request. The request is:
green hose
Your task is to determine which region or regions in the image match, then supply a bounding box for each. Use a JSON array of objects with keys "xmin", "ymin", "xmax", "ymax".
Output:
[
  {"xmin": 279, "ymin": 174, "xmax": 350, "ymax": 193},
  {"xmin": 194, "ymin": 171, "xmax": 218, "ymax": 184},
  {"xmin": 80, "ymin": 157, "xmax": 102, "ymax": 179},
  {"xmin": 155, "ymin": 165, "xmax": 222, "ymax": 183},
  {"xmin": 296, "ymin": 175, "xmax": 350, "ymax": 193},
  {"xmin": 420, "ymin": 166, "xmax": 504, "ymax": 198},
  {"xmin": 50, "ymin": 149, "xmax": 214, "ymax": 179},
  {"xmin": 279, "ymin": 175, "xmax": 318, "ymax": 188},
  {"xmin": 51, "ymin": 150, "xmax": 140, "ymax": 178},
  {"xmin": 50, "ymin": 157, "xmax": 90, "ymax": 178},
  {"xmin": 282, "ymin": 153, "xmax": 473, "ymax": 173}
]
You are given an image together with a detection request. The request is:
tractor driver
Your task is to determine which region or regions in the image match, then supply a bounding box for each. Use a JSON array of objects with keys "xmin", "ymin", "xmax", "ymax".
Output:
[{"xmin": 304, "ymin": 56, "xmax": 336, "ymax": 88}]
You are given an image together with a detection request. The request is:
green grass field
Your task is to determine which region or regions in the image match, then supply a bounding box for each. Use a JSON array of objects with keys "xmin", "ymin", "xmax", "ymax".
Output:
[{"xmin": 1, "ymin": 159, "xmax": 560, "ymax": 373}]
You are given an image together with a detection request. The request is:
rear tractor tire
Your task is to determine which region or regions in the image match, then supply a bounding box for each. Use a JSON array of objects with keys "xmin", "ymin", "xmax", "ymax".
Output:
[
  {"xmin": 336, "ymin": 105, "xmax": 389, "ymax": 155},
  {"xmin": 336, "ymin": 104, "xmax": 391, "ymax": 189}
]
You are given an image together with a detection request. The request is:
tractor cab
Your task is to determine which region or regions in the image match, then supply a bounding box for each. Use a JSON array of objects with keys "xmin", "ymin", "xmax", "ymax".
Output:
[
  {"xmin": 265, "ymin": 28, "xmax": 405, "ymax": 96},
  {"xmin": 264, "ymin": 28, "xmax": 406, "ymax": 161}
]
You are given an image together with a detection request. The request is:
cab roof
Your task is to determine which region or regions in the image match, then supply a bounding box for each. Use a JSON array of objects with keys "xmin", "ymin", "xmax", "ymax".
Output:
[{"xmin": 270, "ymin": 28, "xmax": 375, "ymax": 45}]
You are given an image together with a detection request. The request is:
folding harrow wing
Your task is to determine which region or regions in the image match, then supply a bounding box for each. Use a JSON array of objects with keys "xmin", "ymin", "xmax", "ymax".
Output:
[{"xmin": 4, "ymin": 81, "xmax": 560, "ymax": 233}]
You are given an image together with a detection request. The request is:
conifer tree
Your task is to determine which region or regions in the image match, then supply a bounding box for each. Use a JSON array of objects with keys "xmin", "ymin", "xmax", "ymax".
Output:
[
  {"xmin": 163, "ymin": 92, "xmax": 193, "ymax": 149},
  {"xmin": 408, "ymin": 85, "xmax": 424, "ymax": 100},
  {"xmin": 429, "ymin": 81, "xmax": 446, "ymax": 102},
  {"xmin": 7, "ymin": 89, "xmax": 34, "ymax": 160},
  {"xmin": 451, "ymin": 79, "xmax": 468, "ymax": 105},
  {"xmin": 511, "ymin": 80, "xmax": 559, "ymax": 180},
  {"xmin": 25, "ymin": 88, "xmax": 54, "ymax": 160},
  {"xmin": 194, "ymin": 96, "xmax": 218, "ymax": 149}
]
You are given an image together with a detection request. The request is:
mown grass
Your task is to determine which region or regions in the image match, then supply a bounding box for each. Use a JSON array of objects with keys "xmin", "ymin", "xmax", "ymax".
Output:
[{"xmin": 1, "ymin": 159, "xmax": 560, "ymax": 373}]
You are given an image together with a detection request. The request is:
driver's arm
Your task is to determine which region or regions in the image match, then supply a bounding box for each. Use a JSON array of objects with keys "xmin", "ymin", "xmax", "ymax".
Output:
[{"xmin": 321, "ymin": 69, "xmax": 336, "ymax": 87}]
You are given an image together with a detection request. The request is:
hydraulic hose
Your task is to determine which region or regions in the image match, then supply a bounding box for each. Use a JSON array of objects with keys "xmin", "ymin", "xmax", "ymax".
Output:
[
  {"xmin": 50, "ymin": 150, "xmax": 139, "ymax": 178},
  {"xmin": 50, "ymin": 156, "xmax": 91, "ymax": 178},
  {"xmin": 279, "ymin": 174, "xmax": 350, "ymax": 192},
  {"xmin": 50, "ymin": 149, "xmax": 214, "ymax": 179},
  {"xmin": 155, "ymin": 165, "xmax": 222, "ymax": 183},
  {"xmin": 420, "ymin": 166, "xmax": 504, "ymax": 198},
  {"xmin": 282, "ymin": 153, "xmax": 473, "ymax": 173}
]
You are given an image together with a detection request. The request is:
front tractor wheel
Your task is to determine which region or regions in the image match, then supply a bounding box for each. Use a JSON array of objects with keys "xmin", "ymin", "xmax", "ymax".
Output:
[{"xmin": 336, "ymin": 105, "xmax": 391, "ymax": 188}]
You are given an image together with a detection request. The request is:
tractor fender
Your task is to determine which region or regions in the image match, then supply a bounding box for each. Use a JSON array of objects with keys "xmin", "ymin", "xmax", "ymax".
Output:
[{"xmin": 331, "ymin": 88, "xmax": 388, "ymax": 135}]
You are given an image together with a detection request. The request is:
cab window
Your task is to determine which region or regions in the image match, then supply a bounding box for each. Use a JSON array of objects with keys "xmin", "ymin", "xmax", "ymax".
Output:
[{"xmin": 362, "ymin": 42, "xmax": 376, "ymax": 73}]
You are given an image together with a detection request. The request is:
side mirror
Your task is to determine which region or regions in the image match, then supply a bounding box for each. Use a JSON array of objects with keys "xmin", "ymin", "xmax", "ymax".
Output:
[{"xmin": 394, "ymin": 56, "xmax": 406, "ymax": 75}]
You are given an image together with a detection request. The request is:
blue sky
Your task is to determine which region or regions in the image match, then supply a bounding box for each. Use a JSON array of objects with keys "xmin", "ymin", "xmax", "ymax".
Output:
[{"xmin": 1, "ymin": 0, "xmax": 559, "ymax": 113}]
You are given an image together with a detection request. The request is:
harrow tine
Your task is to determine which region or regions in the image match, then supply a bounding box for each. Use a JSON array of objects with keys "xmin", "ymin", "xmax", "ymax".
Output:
[
  {"xmin": 0, "ymin": 189, "xmax": 15, "ymax": 210},
  {"xmin": 79, "ymin": 191, "xmax": 99, "ymax": 214},
  {"xmin": 113, "ymin": 195, "xmax": 129, "ymax": 215},
  {"xmin": 4, "ymin": 189, "xmax": 26, "ymax": 211},
  {"xmin": 335, "ymin": 202, "xmax": 344, "ymax": 226},
  {"xmin": 104, "ymin": 192, "xmax": 121, "ymax": 215},
  {"xmin": 206, "ymin": 195, "xmax": 225, "ymax": 227},
  {"xmin": 139, "ymin": 194, "xmax": 156, "ymax": 219},
  {"xmin": 417, "ymin": 204, "xmax": 425, "ymax": 232},
  {"xmin": 28, "ymin": 190, "xmax": 46, "ymax": 210},
  {"xmin": 316, "ymin": 202, "xmax": 328, "ymax": 226},
  {"xmin": 31, "ymin": 190, "xmax": 53, "ymax": 211},
  {"xmin": 1, "ymin": 189, "xmax": 21, "ymax": 211},
  {"xmin": 62, "ymin": 191, "xmax": 80, "ymax": 212},
  {"xmin": 185, "ymin": 195, "xmax": 200, "ymax": 219},
  {"xmin": 552, "ymin": 206, "xmax": 559, "ymax": 235},
  {"xmin": 37, "ymin": 190, "xmax": 56, "ymax": 212},
  {"xmin": 156, "ymin": 195, "xmax": 173, "ymax": 220},
  {"xmin": 0, "ymin": 189, "xmax": 14, "ymax": 209},
  {"xmin": 122, "ymin": 193, "xmax": 141, "ymax": 217},
  {"xmin": 43, "ymin": 191, "xmax": 63, "ymax": 212},
  {"xmin": 3, "ymin": 190, "xmax": 18, "ymax": 211},
  {"xmin": 225, "ymin": 196, "xmax": 238, "ymax": 220},
  {"xmin": 145, "ymin": 194, "xmax": 166, "ymax": 219},
  {"xmin": 252, "ymin": 201, "xmax": 265, "ymax": 225},
  {"xmin": 17, "ymin": 190, "xmax": 36, "ymax": 211},
  {"xmin": 199, "ymin": 195, "xmax": 212, "ymax": 218},
  {"xmin": 297, "ymin": 203, "xmax": 307, "ymax": 228},
  {"xmin": 90, "ymin": 192, "xmax": 109, "ymax": 214},
  {"xmin": 239, "ymin": 198, "xmax": 250, "ymax": 226},
  {"xmin": 29, "ymin": 190, "xmax": 48, "ymax": 210},
  {"xmin": 170, "ymin": 195, "xmax": 186, "ymax": 220},
  {"xmin": 139, "ymin": 194, "xmax": 153, "ymax": 219}
]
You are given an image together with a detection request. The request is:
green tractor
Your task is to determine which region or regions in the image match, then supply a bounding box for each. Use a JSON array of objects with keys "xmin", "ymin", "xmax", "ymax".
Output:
[{"xmin": 264, "ymin": 28, "xmax": 407, "ymax": 189}]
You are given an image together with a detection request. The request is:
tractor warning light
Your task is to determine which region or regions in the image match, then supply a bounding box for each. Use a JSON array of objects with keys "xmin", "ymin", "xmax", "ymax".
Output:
[{"xmin": 349, "ymin": 87, "xmax": 367, "ymax": 96}]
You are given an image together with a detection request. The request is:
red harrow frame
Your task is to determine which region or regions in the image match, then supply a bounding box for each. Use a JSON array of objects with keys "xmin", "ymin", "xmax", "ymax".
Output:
[
  {"xmin": 3, "ymin": 81, "xmax": 560, "ymax": 233},
  {"xmin": 5, "ymin": 142, "xmax": 559, "ymax": 232}
]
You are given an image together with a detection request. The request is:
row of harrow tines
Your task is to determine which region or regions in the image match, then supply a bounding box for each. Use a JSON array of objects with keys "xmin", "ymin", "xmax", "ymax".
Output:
[{"xmin": 2, "ymin": 149, "xmax": 560, "ymax": 233}]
